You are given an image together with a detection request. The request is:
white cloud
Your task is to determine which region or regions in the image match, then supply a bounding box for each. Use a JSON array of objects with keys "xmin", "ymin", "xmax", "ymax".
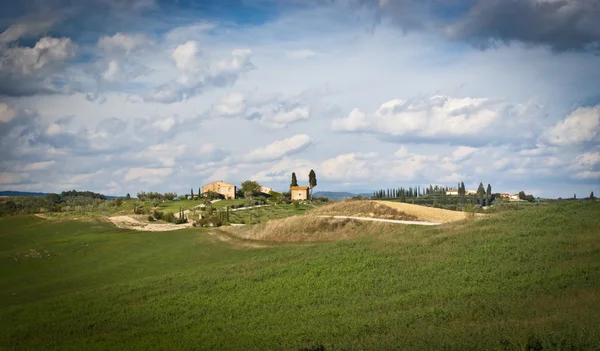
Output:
[
  {"xmin": 286, "ymin": 49, "xmax": 317, "ymax": 59},
  {"xmin": 394, "ymin": 146, "xmax": 409, "ymax": 158},
  {"xmin": 102, "ymin": 60, "xmax": 120, "ymax": 81},
  {"xmin": 46, "ymin": 123, "xmax": 62, "ymax": 136},
  {"xmin": 98, "ymin": 32, "xmax": 150, "ymax": 54},
  {"xmin": 0, "ymin": 17, "xmax": 57, "ymax": 44},
  {"xmin": 138, "ymin": 143, "xmax": 187, "ymax": 167},
  {"xmin": 332, "ymin": 95, "xmax": 502, "ymax": 140},
  {"xmin": 172, "ymin": 41, "xmax": 200, "ymax": 71},
  {"xmin": 572, "ymin": 152, "xmax": 600, "ymax": 168},
  {"xmin": 21, "ymin": 161, "xmax": 56, "ymax": 171},
  {"xmin": 0, "ymin": 172, "xmax": 28, "ymax": 184},
  {"xmin": 320, "ymin": 152, "xmax": 375, "ymax": 180},
  {"xmin": 152, "ymin": 117, "xmax": 176, "ymax": 132},
  {"xmin": 245, "ymin": 134, "xmax": 312, "ymax": 163},
  {"xmin": 574, "ymin": 171, "xmax": 600, "ymax": 180},
  {"xmin": 543, "ymin": 105, "xmax": 600, "ymax": 146},
  {"xmin": 250, "ymin": 158, "xmax": 317, "ymax": 184},
  {"xmin": 1, "ymin": 37, "xmax": 77, "ymax": 75},
  {"xmin": 145, "ymin": 48, "xmax": 254, "ymax": 103},
  {"xmin": 452, "ymin": 146, "xmax": 478, "ymax": 161},
  {"xmin": 213, "ymin": 92, "xmax": 246, "ymax": 116},
  {"xmin": 0, "ymin": 103, "xmax": 16, "ymax": 123},
  {"xmin": 261, "ymin": 105, "xmax": 310, "ymax": 129},
  {"xmin": 124, "ymin": 167, "xmax": 173, "ymax": 182}
]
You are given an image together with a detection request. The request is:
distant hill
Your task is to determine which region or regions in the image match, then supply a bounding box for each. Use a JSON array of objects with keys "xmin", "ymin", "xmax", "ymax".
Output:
[
  {"xmin": 0, "ymin": 191, "xmax": 49, "ymax": 197},
  {"xmin": 0, "ymin": 191, "xmax": 124, "ymax": 199},
  {"xmin": 313, "ymin": 191, "xmax": 357, "ymax": 200}
]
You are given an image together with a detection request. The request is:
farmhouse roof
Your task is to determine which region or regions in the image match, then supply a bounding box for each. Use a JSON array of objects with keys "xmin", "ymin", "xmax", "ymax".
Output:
[
  {"xmin": 290, "ymin": 186, "xmax": 309, "ymax": 190},
  {"xmin": 204, "ymin": 180, "xmax": 235, "ymax": 186}
]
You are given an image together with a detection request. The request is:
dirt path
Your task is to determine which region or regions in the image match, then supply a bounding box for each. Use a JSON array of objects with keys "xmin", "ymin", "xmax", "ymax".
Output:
[
  {"xmin": 375, "ymin": 201, "xmax": 479, "ymax": 223},
  {"xmin": 316, "ymin": 215, "xmax": 441, "ymax": 226},
  {"xmin": 229, "ymin": 204, "xmax": 270, "ymax": 212},
  {"xmin": 108, "ymin": 215, "xmax": 192, "ymax": 231}
]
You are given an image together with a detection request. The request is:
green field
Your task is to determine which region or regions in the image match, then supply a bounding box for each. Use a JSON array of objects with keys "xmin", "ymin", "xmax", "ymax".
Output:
[{"xmin": 1, "ymin": 202, "xmax": 600, "ymax": 350}]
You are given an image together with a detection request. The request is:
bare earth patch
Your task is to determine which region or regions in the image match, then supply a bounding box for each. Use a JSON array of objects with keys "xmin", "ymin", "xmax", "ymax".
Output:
[{"xmin": 108, "ymin": 215, "xmax": 192, "ymax": 232}]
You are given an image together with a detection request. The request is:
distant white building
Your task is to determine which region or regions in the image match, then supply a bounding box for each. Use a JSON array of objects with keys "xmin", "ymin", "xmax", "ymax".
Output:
[
  {"xmin": 259, "ymin": 185, "xmax": 272, "ymax": 194},
  {"xmin": 446, "ymin": 189, "xmax": 477, "ymax": 195}
]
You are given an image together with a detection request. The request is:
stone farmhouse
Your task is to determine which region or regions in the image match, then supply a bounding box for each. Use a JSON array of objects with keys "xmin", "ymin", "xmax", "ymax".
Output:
[
  {"xmin": 260, "ymin": 185, "xmax": 272, "ymax": 194},
  {"xmin": 201, "ymin": 180, "xmax": 237, "ymax": 199},
  {"xmin": 290, "ymin": 186, "xmax": 309, "ymax": 201}
]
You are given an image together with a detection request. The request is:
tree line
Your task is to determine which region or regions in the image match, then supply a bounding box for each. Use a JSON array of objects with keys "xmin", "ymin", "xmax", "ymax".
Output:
[{"xmin": 371, "ymin": 182, "xmax": 495, "ymax": 206}]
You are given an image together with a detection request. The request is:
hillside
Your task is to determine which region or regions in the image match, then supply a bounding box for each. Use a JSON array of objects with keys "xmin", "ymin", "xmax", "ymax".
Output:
[
  {"xmin": 1, "ymin": 202, "xmax": 599, "ymax": 349},
  {"xmin": 0, "ymin": 191, "xmax": 49, "ymax": 197},
  {"xmin": 0, "ymin": 190, "xmax": 124, "ymax": 199}
]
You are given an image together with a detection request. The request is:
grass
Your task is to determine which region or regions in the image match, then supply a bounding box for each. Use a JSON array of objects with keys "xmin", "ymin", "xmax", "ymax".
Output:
[
  {"xmin": 227, "ymin": 203, "xmax": 315, "ymax": 224},
  {"xmin": 1, "ymin": 202, "xmax": 600, "ymax": 350},
  {"xmin": 225, "ymin": 216, "xmax": 371, "ymax": 242},
  {"xmin": 308, "ymin": 199, "xmax": 418, "ymax": 220}
]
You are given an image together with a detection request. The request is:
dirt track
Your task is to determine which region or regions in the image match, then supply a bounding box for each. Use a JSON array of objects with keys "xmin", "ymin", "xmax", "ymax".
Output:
[
  {"xmin": 317, "ymin": 215, "xmax": 440, "ymax": 225},
  {"xmin": 375, "ymin": 201, "xmax": 478, "ymax": 223},
  {"xmin": 108, "ymin": 216, "xmax": 193, "ymax": 231}
]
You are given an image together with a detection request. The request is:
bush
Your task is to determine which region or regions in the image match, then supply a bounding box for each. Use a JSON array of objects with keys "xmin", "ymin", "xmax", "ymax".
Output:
[
  {"xmin": 148, "ymin": 215, "xmax": 155, "ymax": 222},
  {"xmin": 165, "ymin": 212, "xmax": 176, "ymax": 223},
  {"xmin": 153, "ymin": 210, "xmax": 164, "ymax": 220},
  {"xmin": 464, "ymin": 203, "xmax": 476, "ymax": 219},
  {"xmin": 293, "ymin": 201, "xmax": 300, "ymax": 209}
]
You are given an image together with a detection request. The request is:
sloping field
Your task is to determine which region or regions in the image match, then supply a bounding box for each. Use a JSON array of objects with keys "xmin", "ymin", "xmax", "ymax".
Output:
[
  {"xmin": 1, "ymin": 202, "xmax": 600, "ymax": 350},
  {"xmin": 376, "ymin": 200, "xmax": 477, "ymax": 223},
  {"xmin": 224, "ymin": 215, "xmax": 375, "ymax": 242},
  {"xmin": 308, "ymin": 200, "xmax": 418, "ymax": 221}
]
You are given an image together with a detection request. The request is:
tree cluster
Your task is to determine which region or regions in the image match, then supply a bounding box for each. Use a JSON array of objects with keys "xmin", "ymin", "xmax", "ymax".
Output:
[
  {"xmin": 136, "ymin": 192, "xmax": 177, "ymax": 201},
  {"xmin": 61, "ymin": 190, "xmax": 106, "ymax": 200},
  {"xmin": 372, "ymin": 184, "xmax": 449, "ymax": 200},
  {"xmin": 518, "ymin": 191, "xmax": 536, "ymax": 203}
]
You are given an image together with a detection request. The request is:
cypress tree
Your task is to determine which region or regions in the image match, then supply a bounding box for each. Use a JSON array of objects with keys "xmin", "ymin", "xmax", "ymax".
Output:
[
  {"xmin": 486, "ymin": 184, "xmax": 492, "ymax": 206},
  {"xmin": 191, "ymin": 188, "xmax": 194, "ymax": 200},
  {"xmin": 291, "ymin": 173, "xmax": 298, "ymax": 187}
]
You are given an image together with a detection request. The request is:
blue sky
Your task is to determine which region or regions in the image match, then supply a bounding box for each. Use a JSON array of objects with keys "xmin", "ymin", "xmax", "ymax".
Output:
[{"xmin": 0, "ymin": 0, "xmax": 599, "ymax": 198}]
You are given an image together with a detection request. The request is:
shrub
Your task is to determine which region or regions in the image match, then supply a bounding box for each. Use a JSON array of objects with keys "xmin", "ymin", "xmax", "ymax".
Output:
[
  {"xmin": 293, "ymin": 201, "xmax": 300, "ymax": 209},
  {"xmin": 113, "ymin": 198, "xmax": 124, "ymax": 207},
  {"xmin": 148, "ymin": 215, "xmax": 155, "ymax": 222},
  {"xmin": 153, "ymin": 210, "xmax": 164, "ymax": 220},
  {"xmin": 165, "ymin": 212, "xmax": 176, "ymax": 223},
  {"xmin": 464, "ymin": 203, "xmax": 476, "ymax": 219}
]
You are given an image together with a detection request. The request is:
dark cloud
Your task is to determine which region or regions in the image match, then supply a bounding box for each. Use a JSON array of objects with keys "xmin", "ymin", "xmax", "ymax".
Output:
[
  {"xmin": 447, "ymin": 0, "xmax": 600, "ymax": 52},
  {"xmin": 361, "ymin": 0, "xmax": 600, "ymax": 52}
]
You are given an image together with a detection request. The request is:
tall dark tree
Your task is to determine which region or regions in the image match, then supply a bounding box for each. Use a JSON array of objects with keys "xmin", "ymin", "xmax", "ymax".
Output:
[
  {"xmin": 476, "ymin": 182, "xmax": 485, "ymax": 204},
  {"xmin": 308, "ymin": 169, "xmax": 317, "ymax": 199},
  {"xmin": 198, "ymin": 187, "xmax": 201, "ymax": 199},
  {"xmin": 291, "ymin": 172, "xmax": 298, "ymax": 187},
  {"xmin": 125, "ymin": 193, "xmax": 131, "ymax": 200},
  {"xmin": 486, "ymin": 184, "xmax": 492, "ymax": 206},
  {"xmin": 591, "ymin": 191, "xmax": 595, "ymax": 200},
  {"xmin": 190, "ymin": 188, "xmax": 194, "ymax": 200}
]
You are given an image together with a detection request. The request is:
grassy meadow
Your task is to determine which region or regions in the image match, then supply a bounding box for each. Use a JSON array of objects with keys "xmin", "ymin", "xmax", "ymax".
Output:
[{"xmin": 1, "ymin": 202, "xmax": 600, "ymax": 350}]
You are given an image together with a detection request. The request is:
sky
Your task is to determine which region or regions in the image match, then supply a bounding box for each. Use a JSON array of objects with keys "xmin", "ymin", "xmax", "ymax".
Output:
[{"xmin": 0, "ymin": 0, "xmax": 599, "ymax": 198}]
